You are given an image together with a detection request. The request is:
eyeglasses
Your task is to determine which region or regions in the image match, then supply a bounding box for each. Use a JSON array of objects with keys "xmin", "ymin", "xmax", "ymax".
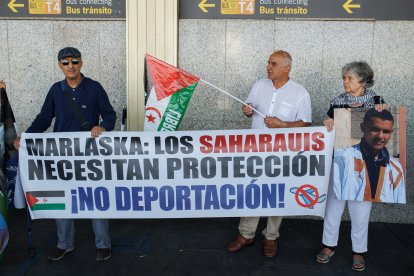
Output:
[{"xmin": 60, "ymin": 59, "xmax": 80, "ymax": 66}]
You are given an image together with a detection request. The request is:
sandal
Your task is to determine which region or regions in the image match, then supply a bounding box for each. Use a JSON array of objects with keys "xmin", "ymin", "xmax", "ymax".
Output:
[
  {"xmin": 316, "ymin": 246, "xmax": 335, "ymax": 263},
  {"xmin": 351, "ymin": 252, "xmax": 366, "ymax": 271}
]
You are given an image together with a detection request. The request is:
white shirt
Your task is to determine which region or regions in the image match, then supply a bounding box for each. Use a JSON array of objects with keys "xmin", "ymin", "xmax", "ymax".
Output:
[{"xmin": 245, "ymin": 79, "xmax": 312, "ymax": 129}]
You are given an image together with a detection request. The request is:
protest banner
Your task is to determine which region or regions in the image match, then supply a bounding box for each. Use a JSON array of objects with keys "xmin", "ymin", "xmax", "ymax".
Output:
[{"xmin": 18, "ymin": 127, "xmax": 334, "ymax": 219}]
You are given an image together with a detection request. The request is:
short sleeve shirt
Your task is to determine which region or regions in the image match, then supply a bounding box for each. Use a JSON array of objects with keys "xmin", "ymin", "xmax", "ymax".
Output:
[{"xmin": 245, "ymin": 79, "xmax": 312, "ymax": 129}]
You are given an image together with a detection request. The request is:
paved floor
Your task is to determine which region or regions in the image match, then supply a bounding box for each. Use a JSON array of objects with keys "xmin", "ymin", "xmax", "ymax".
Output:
[{"xmin": 1, "ymin": 208, "xmax": 413, "ymax": 276}]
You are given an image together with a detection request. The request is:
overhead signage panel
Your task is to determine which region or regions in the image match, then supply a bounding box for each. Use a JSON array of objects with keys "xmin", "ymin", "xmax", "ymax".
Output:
[
  {"xmin": 180, "ymin": 0, "xmax": 414, "ymax": 20},
  {"xmin": 0, "ymin": 0, "xmax": 125, "ymax": 20}
]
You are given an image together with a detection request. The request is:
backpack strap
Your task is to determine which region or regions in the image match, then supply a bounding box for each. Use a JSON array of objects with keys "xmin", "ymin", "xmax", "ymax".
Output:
[{"xmin": 61, "ymin": 80, "xmax": 90, "ymax": 130}]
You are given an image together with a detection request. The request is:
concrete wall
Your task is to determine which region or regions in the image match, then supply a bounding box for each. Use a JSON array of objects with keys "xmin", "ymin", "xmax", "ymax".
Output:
[
  {"xmin": 178, "ymin": 19, "xmax": 414, "ymax": 223},
  {"xmin": 0, "ymin": 20, "xmax": 126, "ymax": 132}
]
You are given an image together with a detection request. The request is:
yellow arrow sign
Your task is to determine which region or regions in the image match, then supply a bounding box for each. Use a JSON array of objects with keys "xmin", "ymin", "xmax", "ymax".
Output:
[
  {"xmin": 8, "ymin": 0, "xmax": 24, "ymax": 13},
  {"xmin": 199, "ymin": 0, "xmax": 215, "ymax": 13},
  {"xmin": 343, "ymin": 0, "xmax": 360, "ymax": 14}
]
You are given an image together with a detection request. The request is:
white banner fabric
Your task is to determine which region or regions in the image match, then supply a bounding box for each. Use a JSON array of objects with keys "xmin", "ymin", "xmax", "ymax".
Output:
[{"xmin": 19, "ymin": 127, "xmax": 334, "ymax": 219}]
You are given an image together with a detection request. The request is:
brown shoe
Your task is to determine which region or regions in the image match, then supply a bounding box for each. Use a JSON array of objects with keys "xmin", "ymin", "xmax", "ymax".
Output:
[
  {"xmin": 227, "ymin": 234, "xmax": 254, "ymax": 253},
  {"xmin": 263, "ymin": 239, "xmax": 277, "ymax": 258}
]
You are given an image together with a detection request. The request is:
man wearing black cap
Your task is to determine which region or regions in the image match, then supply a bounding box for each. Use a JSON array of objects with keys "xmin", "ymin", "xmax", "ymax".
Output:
[{"xmin": 13, "ymin": 47, "xmax": 116, "ymax": 261}]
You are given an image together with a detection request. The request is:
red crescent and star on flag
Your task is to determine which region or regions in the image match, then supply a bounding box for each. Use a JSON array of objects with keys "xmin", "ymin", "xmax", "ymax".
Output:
[{"xmin": 145, "ymin": 106, "xmax": 162, "ymax": 124}]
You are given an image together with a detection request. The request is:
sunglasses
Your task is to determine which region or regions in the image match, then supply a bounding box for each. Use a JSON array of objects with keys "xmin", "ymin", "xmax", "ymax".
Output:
[{"xmin": 60, "ymin": 59, "xmax": 80, "ymax": 66}]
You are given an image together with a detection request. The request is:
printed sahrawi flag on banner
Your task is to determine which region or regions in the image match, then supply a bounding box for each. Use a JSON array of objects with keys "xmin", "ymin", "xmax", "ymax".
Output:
[
  {"xmin": 144, "ymin": 54, "xmax": 200, "ymax": 131},
  {"xmin": 26, "ymin": 191, "xmax": 66, "ymax": 211}
]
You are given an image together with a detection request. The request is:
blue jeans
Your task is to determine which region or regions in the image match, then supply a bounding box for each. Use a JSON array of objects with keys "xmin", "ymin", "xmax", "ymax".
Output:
[{"xmin": 56, "ymin": 219, "xmax": 111, "ymax": 250}]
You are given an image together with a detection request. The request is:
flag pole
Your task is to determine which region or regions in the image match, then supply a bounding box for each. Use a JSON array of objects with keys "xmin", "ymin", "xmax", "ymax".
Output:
[
  {"xmin": 200, "ymin": 79, "xmax": 266, "ymax": 118},
  {"xmin": 121, "ymin": 107, "xmax": 127, "ymax": 131},
  {"xmin": 26, "ymin": 207, "xmax": 35, "ymax": 256}
]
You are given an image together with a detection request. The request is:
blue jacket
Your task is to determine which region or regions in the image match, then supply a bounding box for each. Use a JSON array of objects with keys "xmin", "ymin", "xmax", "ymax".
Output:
[{"xmin": 27, "ymin": 76, "xmax": 116, "ymax": 133}]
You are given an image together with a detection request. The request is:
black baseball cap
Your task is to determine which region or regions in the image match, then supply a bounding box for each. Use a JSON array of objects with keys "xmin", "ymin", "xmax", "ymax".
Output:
[{"xmin": 58, "ymin": 47, "xmax": 81, "ymax": 60}]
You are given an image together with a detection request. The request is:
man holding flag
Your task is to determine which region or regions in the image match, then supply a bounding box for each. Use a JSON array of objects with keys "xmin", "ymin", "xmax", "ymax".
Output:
[
  {"xmin": 13, "ymin": 47, "xmax": 116, "ymax": 261},
  {"xmin": 227, "ymin": 50, "xmax": 312, "ymax": 258}
]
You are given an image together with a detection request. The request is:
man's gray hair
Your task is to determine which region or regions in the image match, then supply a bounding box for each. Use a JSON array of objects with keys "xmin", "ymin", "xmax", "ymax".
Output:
[
  {"xmin": 273, "ymin": 50, "xmax": 292, "ymax": 66},
  {"xmin": 342, "ymin": 61, "xmax": 374, "ymax": 88}
]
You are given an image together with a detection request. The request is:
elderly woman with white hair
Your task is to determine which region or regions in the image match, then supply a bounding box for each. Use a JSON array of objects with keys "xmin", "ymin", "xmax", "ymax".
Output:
[{"xmin": 316, "ymin": 61, "xmax": 386, "ymax": 272}]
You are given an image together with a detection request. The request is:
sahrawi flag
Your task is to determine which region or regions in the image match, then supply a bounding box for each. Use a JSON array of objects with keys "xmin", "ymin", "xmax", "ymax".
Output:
[
  {"xmin": 26, "ymin": 191, "xmax": 66, "ymax": 211},
  {"xmin": 144, "ymin": 54, "xmax": 200, "ymax": 131}
]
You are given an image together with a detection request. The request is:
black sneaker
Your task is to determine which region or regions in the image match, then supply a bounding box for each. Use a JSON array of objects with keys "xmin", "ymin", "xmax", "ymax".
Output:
[
  {"xmin": 47, "ymin": 246, "xmax": 74, "ymax": 261},
  {"xmin": 96, "ymin": 248, "xmax": 111, "ymax": 261}
]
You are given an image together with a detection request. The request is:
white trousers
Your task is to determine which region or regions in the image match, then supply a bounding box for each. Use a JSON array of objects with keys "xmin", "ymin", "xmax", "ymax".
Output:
[
  {"xmin": 238, "ymin": 216, "xmax": 283, "ymax": 240},
  {"xmin": 322, "ymin": 181, "xmax": 372, "ymax": 253}
]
